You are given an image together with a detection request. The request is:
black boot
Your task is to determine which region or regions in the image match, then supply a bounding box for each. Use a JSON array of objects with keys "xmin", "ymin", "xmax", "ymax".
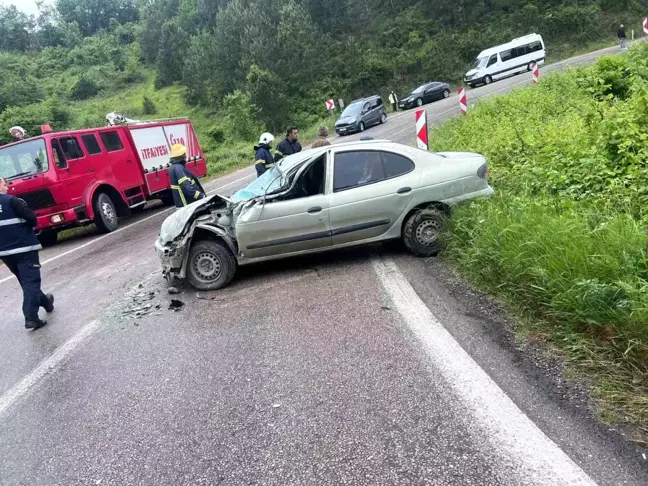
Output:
[
  {"xmin": 25, "ymin": 319, "xmax": 48, "ymax": 330},
  {"xmin": 44, "ymin": 294, "xmax": 55, "ymax": 313}
]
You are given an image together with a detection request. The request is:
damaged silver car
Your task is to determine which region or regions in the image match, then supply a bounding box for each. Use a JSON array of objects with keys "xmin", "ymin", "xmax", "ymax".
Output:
[{"xmin": 155, "ymin": 140, "xmax": 494, "ymax": 290}]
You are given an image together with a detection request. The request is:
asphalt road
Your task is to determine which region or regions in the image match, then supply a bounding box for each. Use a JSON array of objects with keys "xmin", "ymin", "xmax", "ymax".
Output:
[{"xmin": 1, "ymin": 43, "xmax": 647, "ymax": 485}]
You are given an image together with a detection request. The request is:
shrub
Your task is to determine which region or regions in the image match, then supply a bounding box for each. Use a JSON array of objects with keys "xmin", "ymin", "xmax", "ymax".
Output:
[
  {"xmin": 70, "ymin": 77, "xmax": 100, "ymax": 100},
  {"xmin": 142, "ymin": 95, "xmax": 157, "ymax": 114}
]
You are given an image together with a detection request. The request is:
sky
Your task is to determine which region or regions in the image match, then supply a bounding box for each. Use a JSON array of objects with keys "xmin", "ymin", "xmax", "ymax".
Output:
[{"xmin": 0, "ymin": 0, "xmax": 50, "ymax": 16}]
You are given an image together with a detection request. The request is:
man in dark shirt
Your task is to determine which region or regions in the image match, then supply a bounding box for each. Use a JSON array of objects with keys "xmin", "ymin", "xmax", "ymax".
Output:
[
  {"xmin": 618, "ymin": 25, "xmax": 627, "ymax": 50},
  {"xmin": 276, "ymin": 127, "xmax": 302, "ymax": 157},
  {"xmin": 0, "ymin": 177, "xmax": 54, "ymax": 330}
]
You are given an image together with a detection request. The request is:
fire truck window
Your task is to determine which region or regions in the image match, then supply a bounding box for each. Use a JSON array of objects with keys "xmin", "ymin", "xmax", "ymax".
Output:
[
  {"xmin": 81, "ymin": 134, "xmax": 102, "ymax": 155},
  {"xmin": 100, "ymin": 131, "xmax": 124, "ymax": 152},
  {"xmin": 59, "ymin": 137, "xmax": 84, "ymax": 160},
  {"xmin": 51, "ymin": 140, "xmax": 67, "ymax": 169}
]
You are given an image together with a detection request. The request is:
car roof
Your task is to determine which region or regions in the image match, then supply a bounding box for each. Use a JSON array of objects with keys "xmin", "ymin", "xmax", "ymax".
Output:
[
  {"xmin": 477, "ymin": 33, "xmax": 542, "ymax": 57},
  {"xmin": 350, "ymin": 95, "xmax": 381, "ymax": 104}
]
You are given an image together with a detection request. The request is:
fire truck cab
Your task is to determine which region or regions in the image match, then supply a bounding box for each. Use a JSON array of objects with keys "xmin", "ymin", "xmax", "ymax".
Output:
[{"xmin": 0, "ymin": 118, "xmax": 207, "ymax": 246}]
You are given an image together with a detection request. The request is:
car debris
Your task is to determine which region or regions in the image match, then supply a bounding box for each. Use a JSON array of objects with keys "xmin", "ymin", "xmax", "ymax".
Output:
[{"xmin": 169, "ymin": 299, "xmax": 185, "ymax": 311}]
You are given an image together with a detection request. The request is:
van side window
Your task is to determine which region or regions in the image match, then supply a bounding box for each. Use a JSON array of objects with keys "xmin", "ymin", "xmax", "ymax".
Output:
[
  {"xmin": 100, "ymin": 131, "xmax": 124, "ymax": 152},
  {"xmin": 51, "ymin": 140, "xmax": 67, "ymax": 169},
  {"xmin": 59, "ymin": 136, "xmax": 84, "ymax": 160},
  {"xmin": 487, "ymin": 54, "xmax": 498, "ymax": 67},
  {"xmin": 529, "ymin": 41, "xmax": 542, "ymax": 53},
  {"xmin": 82, "ymin": 134, "xmax": 102, "ymax": 155},
  {"xmin": 500, "ymin": 49, "xmax": 513, "ymax": 62},
  {"xmin": 375, "ymin": 98, "xmax": 383, "ymax": 107}
]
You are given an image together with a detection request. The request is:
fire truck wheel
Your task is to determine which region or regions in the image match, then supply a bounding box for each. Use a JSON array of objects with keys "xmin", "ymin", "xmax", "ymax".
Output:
[
  {"xmin": 94, "ymin": 193, "xmax": 119, "ymax": 233},
  {"xmin": 38, "ymin": 230, "xmax": 58, "ymax": 247}
]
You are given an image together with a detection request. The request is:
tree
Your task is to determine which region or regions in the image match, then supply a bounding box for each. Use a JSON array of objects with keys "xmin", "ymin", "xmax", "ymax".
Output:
[
  {"xmin": 56, "ymin": 0, "xmax": 139, "ymax": 37},
  {"xmin": 0, "ymin": 6, "xmax": 33, "ymax": 52},
  {"xmin": 154, "ymin": 20, "xmax": 189, "ymax": 89},
  {"xmin": 246, "ymin": 64, "xmax": 289, "ymax": 132}
]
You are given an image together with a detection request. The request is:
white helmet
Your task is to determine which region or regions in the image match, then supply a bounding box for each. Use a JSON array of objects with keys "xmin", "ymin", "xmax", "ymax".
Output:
[
  {"xmin": 259, "ymin": 132, "xmax": 274, "ymax": 145},
  {"xmin": 9, "ymin": 126, "xmax": 26, "ymax": 140}
]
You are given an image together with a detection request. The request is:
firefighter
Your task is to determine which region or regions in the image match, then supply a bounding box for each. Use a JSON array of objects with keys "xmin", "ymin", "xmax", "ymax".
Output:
[
  {"xmin": 254, "ymin": 132, "xmax": 275, "ymax": 177},
  {"xmin": 168, "ymin": 144, "xmax": 206, "ymax": 208},
  {"xmin": 0, "ymin": 177, "xmax": 54, "ymax": 330}
]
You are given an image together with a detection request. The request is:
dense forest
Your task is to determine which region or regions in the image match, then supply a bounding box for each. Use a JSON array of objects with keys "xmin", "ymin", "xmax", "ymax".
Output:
[{"xmin": 0, "ymin": 0, "xmax": 642, "ymax": 142}]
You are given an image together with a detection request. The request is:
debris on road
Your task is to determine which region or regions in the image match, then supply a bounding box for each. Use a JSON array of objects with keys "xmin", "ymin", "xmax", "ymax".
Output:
[
  {"xmin": 167, "ymin": 287, "xmax": 180, "ymax": 295},
  {"xmin": 169, "ymin": 299, "xmax": 185, "ymax": 311}
]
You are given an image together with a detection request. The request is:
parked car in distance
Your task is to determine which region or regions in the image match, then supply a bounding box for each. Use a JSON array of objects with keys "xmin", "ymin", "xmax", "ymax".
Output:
[
  {"xmin": 335, "ymin": 95, "xmax": 387, "ymax": 135},
  {"xmin": 464, "ymin": 33, "xmax": 545, "ymax": 88},
  {"xmin": 155, "ymin": 140, "xmax": 494, "ymax": 291},
  {"xmin": 399, "ymin": 82, "xmax": 451, "ymax": 109}
]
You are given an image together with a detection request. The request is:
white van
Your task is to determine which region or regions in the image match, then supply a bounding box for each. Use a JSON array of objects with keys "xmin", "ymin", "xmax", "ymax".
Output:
[{"xmin": 464, "ymin": 34, "xmax": 546, "ymax": 88}]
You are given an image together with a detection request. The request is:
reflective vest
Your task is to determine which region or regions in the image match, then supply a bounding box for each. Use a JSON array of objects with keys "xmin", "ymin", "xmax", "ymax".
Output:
[
  {"xmin": 0, "ymin": 194, "xmax": 41, "ymax": 257},
  {"xmin": 169, "ymin": 162, "xmax": 205, "ymax": 208}
]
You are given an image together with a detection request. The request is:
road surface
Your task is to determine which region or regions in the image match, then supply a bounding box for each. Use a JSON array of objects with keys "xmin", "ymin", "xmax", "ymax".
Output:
[{"xmin": 0, "ymin": 43, "xmax": 647, "ymax": 485}]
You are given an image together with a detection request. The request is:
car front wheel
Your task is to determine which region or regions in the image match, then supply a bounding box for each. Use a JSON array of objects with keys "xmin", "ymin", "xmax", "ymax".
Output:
[
  {"xmin": 416, "ymin": 98, "xmax": 423, "ymax": 107},
  {"xmin": 380, "ymin": 113, "xmax": 387, "ymax": 124},
  {"xmin": 187, "ymin": 239, "xmax": 237, "ymax": 291},
  {"xmin": 358, "ymin": 122, "xmax": 365, "ymax": 132},
  {"xmin": 402, "ymin": 207, "xmax": 448, "ymax": 257}
]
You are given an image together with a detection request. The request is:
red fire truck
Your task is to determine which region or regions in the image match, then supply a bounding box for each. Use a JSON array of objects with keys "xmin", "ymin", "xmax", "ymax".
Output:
[{"xmin": 0, "ymin": 117, "xmax": 207, "ymax": 246}]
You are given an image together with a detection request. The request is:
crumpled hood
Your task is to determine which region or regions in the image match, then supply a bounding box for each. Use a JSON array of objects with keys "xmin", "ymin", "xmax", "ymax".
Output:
[{"xmin": 158, "ymin": 194, "xmax": 232, "ymax": 244}]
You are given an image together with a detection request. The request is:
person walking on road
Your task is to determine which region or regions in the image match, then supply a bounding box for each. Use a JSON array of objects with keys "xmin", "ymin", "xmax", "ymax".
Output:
[
  {"xmin": 618, "ymin": 25, "xmax": 627, "ymax": 50},
  {"xmin": 389, "ymin": 91, "xmax": 398, "ymax": 112},
  {"xmin": 0, "ymin": 177, "xmax": 54, "ymax": 330},
  {"xmin": 168, "ymin": 144, "xmax": 206, "ymax": 208},
  {"xmin": 276, "ymin": 127, "xmax": 302, "ymax": 157},
  {"xmin": 254, "ymin": 132, "xmax": 276, "ymax": 178},
  {"xmin": 311, "ymin": 126, "xmax": 331, "ymax": 148}
]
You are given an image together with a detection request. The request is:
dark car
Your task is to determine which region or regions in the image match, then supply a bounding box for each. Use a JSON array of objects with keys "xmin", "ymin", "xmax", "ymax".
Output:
[
  {"xmin": 335, "ymin": 95, "xmax": 387, "ymax": 136},
  {"xmin": 398, "ymin": 82, "xmax": 451, "ymax": 110}
]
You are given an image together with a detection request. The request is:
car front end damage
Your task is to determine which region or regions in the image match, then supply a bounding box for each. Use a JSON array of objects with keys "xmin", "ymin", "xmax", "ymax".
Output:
[{"xmin": 155, "ymin": 194, "xmax": 243, "ymax": 284}]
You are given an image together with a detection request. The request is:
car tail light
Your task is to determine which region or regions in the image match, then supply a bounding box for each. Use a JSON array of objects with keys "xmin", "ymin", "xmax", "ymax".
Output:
[{"xmin": 477, "ymin": 163, "xmax": 489, "ymax": 180}]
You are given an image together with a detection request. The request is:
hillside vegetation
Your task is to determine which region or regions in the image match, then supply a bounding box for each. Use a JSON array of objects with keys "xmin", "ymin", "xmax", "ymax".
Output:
[
  {"xmin": 0, "ymin": 0, "xmax": 642, "ymax": 150},
  {"xmin": 430, "ymin": 43, "xmax": 648, "ymax": 434}
]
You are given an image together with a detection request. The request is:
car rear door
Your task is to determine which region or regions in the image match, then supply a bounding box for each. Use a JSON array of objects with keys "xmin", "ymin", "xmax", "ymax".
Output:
[
  {"xmin": 235, "ymin": 154, "xmax": 332, "ymax": 260},
  {"xmin": 328, "ymin": 149, "xmax": 420, "ymax": 246}
]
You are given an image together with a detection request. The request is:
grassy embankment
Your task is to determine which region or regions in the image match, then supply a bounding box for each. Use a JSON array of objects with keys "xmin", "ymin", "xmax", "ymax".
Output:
[{"xmin": 431, "ymin": 43, "xmax": 648, "ymax": 437}]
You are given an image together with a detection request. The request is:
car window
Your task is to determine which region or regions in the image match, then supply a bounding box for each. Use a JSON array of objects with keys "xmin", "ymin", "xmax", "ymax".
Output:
[
  {"xmin": 334, "ymin": 151, "xmax": 385, "ymax": 192},
  {"xmin": 381, "ymin": 152, "xmax": 414, "ymax": 179},
  {"xmin": 100, "ymin": 131, "xmax": 124, "ymax": 152},
  {"xmin": 487, "ymin": 54, "xmax": 498, "ymax": 67},
  {"xmin": 363, "ymin": 103, "xmax": 370, "ymax": 113},
  {"xmin": 59, "ymin": 136, "xmax": 84, "ymax": 160},
  {"xmin": 286, "ymin": 155, "xmax": 326, "ymax": 200},
  {"xmin": 81, "ymin": 134, "xmax": 102, "ymax": 155},
  {"xmin": 375, "ymin": 97, "xmax": 383, "ymax": 107},
  {"xmin": 51, "ymin": 140, "xmax": 67, "ymax": 169}
]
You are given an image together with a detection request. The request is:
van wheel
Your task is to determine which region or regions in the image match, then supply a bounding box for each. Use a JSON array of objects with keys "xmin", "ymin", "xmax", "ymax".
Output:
[
  {"xmin": 187, "ymin": 240, "xmax": 237, "ymax": 291},
  {"xmin": 94, "ymin": 193, "xmax": 118, "ymax": 233},
  {"xmin": 38, "ymin": 230, "xmax": 58, "ymax": 247},
  {"xmin": 402, "ymin": 208, "xmax": 449, "ymax": 257},
  {"xmin": 380, "ymin": 113, "xmax": 387, "ymax": 124},
  {"xmin": 484, "ymin": 75, "xmax": 493, "ymax": 85},
  {"xmin": 528, "ymin": 62, "xmax": 535, "ymax": 71},
  {"xmin": 358, "ymin": 122, "xmax": 365, "ymax": 132}
]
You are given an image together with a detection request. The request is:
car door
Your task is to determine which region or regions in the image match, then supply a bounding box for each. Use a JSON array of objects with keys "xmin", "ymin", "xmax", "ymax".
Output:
[
  {"xmin": 328, "ymin": 149, "xmax": 420, "ymax": 246},
  {"xmin": 235, "ymin": 154, "xmax": 332, "ymax": 260},
  {"xmin": 51, "ymin": 136, "xmax": 97, "ymax": 208},
  {"xmin": 423, "ymin": 83, "xmax": 436, "ymax": 103},
  {"xmin": 485, "ymin": 54, "xmax": 499, "ymax": 78}
]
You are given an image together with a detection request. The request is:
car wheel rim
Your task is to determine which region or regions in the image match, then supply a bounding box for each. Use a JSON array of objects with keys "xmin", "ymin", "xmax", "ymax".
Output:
[
  {"xmin": 193, "ymin": 251, "xmax": 222, "ymax": 282},
  {"xmin": 360, "ymin": 123, "xmax": 365, "ymax": 131},
  {"xmin": 444, "ymin": 91, "xmax": 449, "ymax": 98},
  {"xmin": 417, "ymin": 99, "xmax": 422, "ymax": 106},
  {"xmin": 415, "ymin": 219, "xmax": 442, "ymax": 247},
  {"xmin": 485, "ymin": 77, "xmax": 491, "ymax": 85},
  {"xmin": 102, "ymin": 202, "xmax": 115, "ymax": 224},
  {"xmin": 381, "ymin": 114, "xmax": 386, "ymax": 122}
]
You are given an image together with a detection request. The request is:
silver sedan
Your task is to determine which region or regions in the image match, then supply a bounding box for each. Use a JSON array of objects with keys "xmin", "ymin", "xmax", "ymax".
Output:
[{"xmin": 155, "ymin": 140, "xmax": 494, "ymax": 290}]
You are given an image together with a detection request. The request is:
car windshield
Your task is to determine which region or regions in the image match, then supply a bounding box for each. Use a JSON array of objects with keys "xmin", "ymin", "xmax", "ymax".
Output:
[
  {"xmin": 341, "ymin": 103, "xmax": 363, "ymax": 117},
  {"xmin": 475, "ymin": 56, "xmax": 489, "ymax": 69},
  {"xmin": 412, "ymin": 85, "xmax": 426, "ymax": 94},
  {"xmin": 0, "ymin": 139, "xmax": 49, "ymax": 180}
]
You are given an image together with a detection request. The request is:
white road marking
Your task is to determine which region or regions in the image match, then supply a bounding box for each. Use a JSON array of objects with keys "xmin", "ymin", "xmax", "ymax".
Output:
[
  {"xmin": 0, "ymin": 171, "xmax": 256, "ymax": 285},
  {"xmin": 371, "ymin": 255, "xmax": 596, "ymax": 485},
  {"xmin": 0, "ymin": 320, "xmax": 101, "ymax": 417}
]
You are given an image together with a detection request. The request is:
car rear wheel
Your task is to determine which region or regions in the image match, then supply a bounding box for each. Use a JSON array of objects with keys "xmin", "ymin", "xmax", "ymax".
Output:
[
  {"xmin": 358, "ymin": 122, "xmax": 365, "ymax": 132},
  {"xmin": 380, "ymin": 113, "xmax": 387, "ymax": 124},
  {"xmin": 187, "ymin": 239, "xmax": 237, "ymax": 291},
  {"xmin": 484, "ymin": 75, "xmax": 493, "ymax": 85},
  {"xmin": 416, "ymin": 98, "xmax": 423, "ymax": 107},
  {"xmin": 94, "ymin": 193, "xmax": 118, "ymax": 233},
  {"xmin": 402, "ymin": 207, "xmax": 449, "ymax": 257}
]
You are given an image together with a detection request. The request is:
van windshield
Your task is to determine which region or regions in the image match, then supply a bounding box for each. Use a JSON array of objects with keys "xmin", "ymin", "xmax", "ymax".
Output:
[
  {"xmin": 475, "ymin": 57, "xmax": 489, "ymax": 69},
  {"xmin": 0, "ymin": 139, "xmax": 49, "ymax": 181},
  {"xmin": 341, "ymin": 103, "xmax": 363, "ymax": 117}
]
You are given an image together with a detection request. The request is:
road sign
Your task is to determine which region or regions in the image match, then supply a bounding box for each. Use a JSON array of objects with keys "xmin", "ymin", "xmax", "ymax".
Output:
[
  {"xmin": 325, "ymin": 99, "xmax": 335, "ymax": 110},
  {"xmin": 415, "ymin": 110, "xmax": 428, "ymax": 151},
  {"xmin": 458, "ymin": 88, "xmax": 467, "ymax": 114},
  {"xmin": 643, "ymin": 17, "xmax": 648, "ymax": 36},
  {"xmin": 532, "ymin": 63, "xmax": 539, "ymax": 84}
]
